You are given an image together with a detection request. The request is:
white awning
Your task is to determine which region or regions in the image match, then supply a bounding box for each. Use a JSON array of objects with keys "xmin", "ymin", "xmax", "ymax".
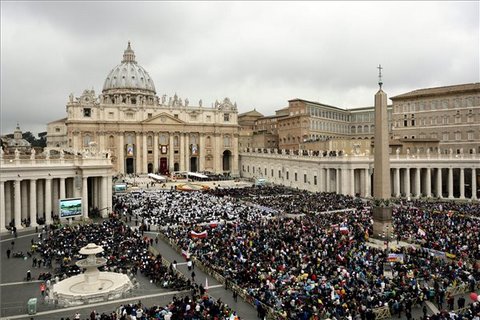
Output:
[
  {"xmin": 187, "ymin": 172, "xmax": 208, "ymax": 179},
  {"xmin": 147, "ymin": 173, "xmax": 167, "ymax": 181}
]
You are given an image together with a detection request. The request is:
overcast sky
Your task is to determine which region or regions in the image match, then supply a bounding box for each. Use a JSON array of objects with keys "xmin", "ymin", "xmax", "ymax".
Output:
[{"xmin": 1, "ymin": 1, "xmax": 479, "ymax": 135}]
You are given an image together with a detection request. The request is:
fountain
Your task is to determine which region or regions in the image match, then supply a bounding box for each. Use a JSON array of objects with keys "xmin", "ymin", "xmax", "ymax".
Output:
[{"xmin": 51, "ymin": 243, "xmax": 133, "ymax": 306}]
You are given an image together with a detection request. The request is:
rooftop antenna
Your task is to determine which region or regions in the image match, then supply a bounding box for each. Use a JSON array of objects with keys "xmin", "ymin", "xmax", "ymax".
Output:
[{"xmin": 377, "ymin": 64, "xmax": 383, "ymax": 89}]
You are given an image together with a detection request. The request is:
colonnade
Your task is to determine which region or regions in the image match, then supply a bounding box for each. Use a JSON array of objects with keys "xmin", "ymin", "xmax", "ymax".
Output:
[
  {"xmin": 0, "ymin": 176, "xmax": 111, "ymax": 231},
  {"xmin": 240, "ymin": 151, "xmax": 479, "ymax": 200},
  {"xmin": 0, "ymin": 153, "xmax": 113, "ymax": 233}
]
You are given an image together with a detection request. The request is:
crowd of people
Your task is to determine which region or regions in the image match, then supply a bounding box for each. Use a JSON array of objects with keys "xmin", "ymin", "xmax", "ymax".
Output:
[
  {"xmin": 35, "ymin": 219, "xmax": 188, "ymax": 291},
  {"xmin": 207, "ymin": 186, "xmax": 366, "ymax": 215},
  {"xmin": 61, "ymin": 294, "xmax": 241, "ymax": 320},
  {"xmin": 112, "ymin": 189, "xmax": 279, "ymax": 228},
  {"xmin": 14, "ymin": 184, "xmax": 480, "ymax": 320},
  {"xmin": 392, "ymin": 200, "xmax": 480, "ymax": 262}
]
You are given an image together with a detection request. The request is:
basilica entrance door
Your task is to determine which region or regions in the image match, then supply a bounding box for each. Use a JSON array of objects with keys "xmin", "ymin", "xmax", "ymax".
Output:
[
  {"xmin": 160, "ymin": 158, "xmax": 168, "ymax": 175},
  {"xmin": 126, "ymin": 158, "xmax": 134, "ymax": 174},
  {"xmin": 190, "ymin": 157, "xmax": 198, "ymax": 172}
]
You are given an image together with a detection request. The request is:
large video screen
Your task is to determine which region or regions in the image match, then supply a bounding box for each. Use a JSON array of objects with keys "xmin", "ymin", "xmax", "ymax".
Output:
[{"xmin": 59, "ymin": 198, "xmax": 82, "ymax": 218}]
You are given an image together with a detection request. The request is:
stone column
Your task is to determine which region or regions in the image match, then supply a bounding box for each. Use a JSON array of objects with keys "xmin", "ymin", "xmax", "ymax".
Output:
[
  {"xmin": 199, "ymin": 134, "xmax": 206, "ymax": 172},
  {"xmin": 472, "ymin": 168, "xmax": 477, "ymax": 200},
  {"xmin": 319, "ymin": 168, "xmax": 325, "ymax": 192},
  {"xmin": 45, "ymin": 178, "xmax": 52, "ymax": 225},
  {"xmin": 394, "ymin": 168, "xmax": 401, "ymax": 197},
  {"xmin": 0, "ymin": 181, "xmax": 5, "ymax": 232},
  {"xmin": 82, "ymin": 177, "xmax": 88, "ymax": 219},
  {"xmin": 21, "ymin": 180, "xmax": 28, "ymax": 221},
  {"xmin": 118, "ymin": 134, "xmax": 125, "ymax": 174},
  {"xmin": 325, "ymin": 168, "xmax": 330, "ymax": 192},
  {"xmin": 349, "ymin": 168, "xmax": 355, "ymax": 196},
  {"xmin": 37, "ymin": 180, "xmax": 44, "ymax": 220},
  {"xmin": 59, "ymin": 178, "xmax": 66, "ymax": 201},
  {"xmin": 14, "ymin": 180, "xmax": 23, "ymax": 229},
  {"xmin": 52, "ymin": 179, "xmax": 59, "ymax": 216},
  {"xmin": 169, "ymin": 134, "xmax": 175, "ymax": 173},
  {"xmin": 364, "ymin": 169, "xmax": 371, "ymax": 198},
  {"xmin": 459, "ymin": 168, "xmax": 465, "ymax": 199},
  {"xmin": 142, "ymin": 133, "xmax": 148, "ymax": 173},
  {"xmin": 404, "ymin": 168, "xmax": 411, "ymax": 198},
  {"xmin": 180, "ymin": 133, "xmax": 185, "ymax": 171},
  {"xmin": 336, "ymin": 169, "xmax": 341, "ymax": 194},
  {"xmin": 448, "ymin": 168, "xmax": 454, "ymax": 199},
  {"xmin": 101, "ymin": 176, "xmax": 108, "ymax": 218},
  {"xmin": 30, "ymin": 179, "xmax": 38, "ymax": 227},
  {"xmin": 184, "ymin": 134, "xmax": 190, "ymax": 172},
  {"xmin": 425, "ymin": 168, "xmax": 432, "ymax": 198},
  {"xmin": 232, "ymin": 135, "xmax": 239, "ymax": 175},
  {"xmin": 436, "ymin": 168, "xmax": 442, "ymax": 198},
  {"xmin": 107, "ymin": 176, "xmax": 112, "ymax": 213},
  {"xmin": 135, "ymin": 133, "xmax": 142, "ymax": 174},
  {"xmin": 5, "ymin": 181, "xmax": 12, "ymax": 226},
  {"xmin": 415, "ymin": 168, "xmax": 421, "ymax": 198},
  {"xmin": 153, "ymin": 134, "xmax": 159, "ymax": 173}
]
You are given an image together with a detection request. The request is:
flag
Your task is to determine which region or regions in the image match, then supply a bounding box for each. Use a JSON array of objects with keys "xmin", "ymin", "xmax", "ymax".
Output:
[
  {"xmin": 182, "ymin": 249, "xmax": 190, "ymax": 259},
  {"xmin": 340, "ymin": 226, "xmax": 349, "ymax": 234},
  {"xmin": 417, "ymin": 228, "xmax": 426, "ymax": 237},
  {"xmin": 209, "ymin": 221, "xmax": 218, "ymax": 228},
  {"xmin": 190, "ymin": 230, "xmax": 207, "ymax": 239}
]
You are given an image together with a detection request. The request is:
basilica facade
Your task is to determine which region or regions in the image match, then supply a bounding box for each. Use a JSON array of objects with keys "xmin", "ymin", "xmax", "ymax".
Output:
[{"xmin": 47, "ymin": 43, "xmax": 239, "ymax": 176}]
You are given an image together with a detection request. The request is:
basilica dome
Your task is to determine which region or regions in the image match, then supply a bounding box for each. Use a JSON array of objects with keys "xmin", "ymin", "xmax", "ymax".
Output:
[{"xmin": 102, "ymin": 42, "xmax": 156, "ymax": 94}]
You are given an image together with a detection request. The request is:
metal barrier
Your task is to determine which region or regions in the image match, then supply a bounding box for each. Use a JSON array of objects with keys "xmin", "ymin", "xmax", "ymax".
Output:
[{"xmin": 373, "ymin": 305, "xmax": 391, "ymax": 320}]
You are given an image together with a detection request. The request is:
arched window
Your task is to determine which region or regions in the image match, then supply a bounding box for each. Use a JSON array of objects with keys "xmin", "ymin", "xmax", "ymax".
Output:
[
  {"xmin": 147, "ymin": 136, "xmax": 153, "ymax": 147},
  {"xmin": 83, "ymin": 134, "xmax": 92, "ymax": 147},
  {"xmin": 109, "ymin": 135, "xmax": 115, "ymax": 148},
  {"xmin": 206, "ymin": 136, "xmax": 212, "ymax": 147}
]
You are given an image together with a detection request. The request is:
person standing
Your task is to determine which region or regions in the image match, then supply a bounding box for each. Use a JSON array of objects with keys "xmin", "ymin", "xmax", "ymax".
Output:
[
  {"xmin": 233, "ymin": 290, "xmax": 238, "ymax": 302},
  {"xmin": 26, "ymin": 270, "xmax": 31, "ymax": 281},
  {"xmin": 187, "ymin": 259, "xmax": 192, "ymax": 271},
  {"xmin": 6, "ymin": 249, "xmax": 11, "ymax": 259}
]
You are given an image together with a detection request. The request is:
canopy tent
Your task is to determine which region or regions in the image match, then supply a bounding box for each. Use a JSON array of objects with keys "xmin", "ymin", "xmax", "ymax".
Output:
[
  {"xmin": 187, "ymin": 172, "xmax": 208, "ymax": 179},
  {"xmin": 147, "ymin": 173, "xmax": 167, "ymax": 182}
]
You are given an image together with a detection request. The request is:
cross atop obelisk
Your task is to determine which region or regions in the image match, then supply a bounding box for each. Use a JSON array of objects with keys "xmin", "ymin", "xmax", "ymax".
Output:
[{"xmin": 377, "ymin": 64, "xmax": 383, "ymax": 89}]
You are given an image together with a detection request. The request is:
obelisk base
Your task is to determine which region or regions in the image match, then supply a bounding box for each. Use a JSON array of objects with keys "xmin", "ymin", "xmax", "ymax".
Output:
[{"xmin": 372, "ymin": 206, "xmax": 393, "ymax": 240}]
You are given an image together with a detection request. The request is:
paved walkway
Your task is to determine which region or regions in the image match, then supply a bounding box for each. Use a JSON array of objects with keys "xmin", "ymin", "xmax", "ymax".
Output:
[{"xmin": 0, "ymin": 226, "xmax": 259, "ymax": 320}]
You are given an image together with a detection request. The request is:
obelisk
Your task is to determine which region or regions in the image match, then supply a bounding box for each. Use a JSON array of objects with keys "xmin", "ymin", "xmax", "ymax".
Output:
[{"xmin": 372, "ymin": 65, "xmax": 393, "ymax": 240}]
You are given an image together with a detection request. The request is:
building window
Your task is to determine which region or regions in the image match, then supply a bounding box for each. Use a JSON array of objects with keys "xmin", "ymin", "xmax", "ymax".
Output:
[
  {"xmin": 286, "ymin": 171, "xmax": 289, "ymax": 180},
  {"xmin": 83, "ymin": 108, "xmax": 91, "ymax": 117},
  {"xmin": 223, "ymin": 135, "xmax": 231, "ymax": 147},
  {"xmin": 304, "ymin": 174, "xmax": 307, "ymax": 183},
  {"xmin": 55, "ymin": 127, "xmax": 61, "ymax": 132},
  {"xmin": 314, "ymin": 176, "xmax": 317, "ymax": 185},
  {"xmin": 224, "ymin": 113, "xmax": 230, "ymax": 122},
  {"xmin": 83, "ymin": 134, "xmax": 92, "ymax": 147},
  {"xmin": 443, "ymin": 133, "xmax": 449, "ymax": 141},
  {"xmin": 206, "ymin": 115, "xmax": 211, "ymax": 122},
  {"xmin": 147, "ymin": 113, "xmax": 152, "ymax": 118},
  {"xmin": 455, "ymin": 132, "xmax": 461, "ymax": 140},
  {"xmin": 294, "ymin": 172, "xmax": 297, "ymax": 181},
  {"xmin": 278, "ymin": 170, "xmax": 281, "ymax": 178},
  {"xmin": 126, "ymin": 112, "xmax": 134, "ymax": 119},
  {"xmin": 174, "ymin": 114, "xmax": 179, "ymax": 119},
  {"xmin": 109, "ymin": 135, "xmax": 114, "ymax": 148},
  {"xmin": 468, "ymin": 131, "xmax": 474, "ymax": 140},
  {"xmin": 108, "ymin": 112, "xmax": 114, "ymax": 119},
  {"xmin": 190, "ymin": 114, "xmax": 197, "ymax": 121}
]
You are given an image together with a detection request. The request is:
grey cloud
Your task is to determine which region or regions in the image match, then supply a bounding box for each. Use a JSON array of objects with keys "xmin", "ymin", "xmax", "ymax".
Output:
[{"xmin": 1, "ymin": 1, "xmax": 478, "ymax": 135}]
